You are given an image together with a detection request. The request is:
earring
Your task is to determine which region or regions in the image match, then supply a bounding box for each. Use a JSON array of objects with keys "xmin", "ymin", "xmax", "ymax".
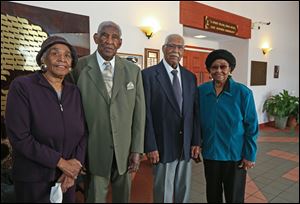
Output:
[{"xmin": 41, "ymin": 63, "xmax": 48, "ymax": 72}]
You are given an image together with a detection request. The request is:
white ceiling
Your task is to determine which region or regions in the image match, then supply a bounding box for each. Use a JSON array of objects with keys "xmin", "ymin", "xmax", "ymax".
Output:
[{"xmin": 183, "ymin": 26, "xmax": 241, "ymax": 42}]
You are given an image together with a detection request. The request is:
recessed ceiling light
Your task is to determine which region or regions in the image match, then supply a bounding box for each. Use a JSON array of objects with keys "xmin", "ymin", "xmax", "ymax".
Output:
[{"xmin": 194, "ymin": 35, "xmax": 206, "ymax": 38}]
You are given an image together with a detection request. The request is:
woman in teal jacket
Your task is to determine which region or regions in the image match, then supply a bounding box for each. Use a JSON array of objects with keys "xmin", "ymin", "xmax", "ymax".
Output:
[{"xmin": 198, "ymin": 49, "xmax": 258, "ymax": 203}]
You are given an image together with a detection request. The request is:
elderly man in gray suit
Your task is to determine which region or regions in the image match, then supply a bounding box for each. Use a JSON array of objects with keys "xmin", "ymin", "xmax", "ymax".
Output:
[{"xmin": 69, "ymin": 21, "xmax": 145, "ymax": 203}]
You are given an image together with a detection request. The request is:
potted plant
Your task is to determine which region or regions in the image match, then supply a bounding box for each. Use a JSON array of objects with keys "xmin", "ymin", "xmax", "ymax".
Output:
[
  {"xmin": 287, "ymin": 95, "xmax": 299, "ymax": 128},
  {"xmin": 263, "ymin": 90, "xmax": 299, "ymax": 129}
]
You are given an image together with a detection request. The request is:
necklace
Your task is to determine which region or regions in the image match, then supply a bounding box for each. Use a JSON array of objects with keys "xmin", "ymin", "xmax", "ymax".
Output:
[{"xmin": 43, "ymin": 73, "xmax": 63, "ymax": 92}]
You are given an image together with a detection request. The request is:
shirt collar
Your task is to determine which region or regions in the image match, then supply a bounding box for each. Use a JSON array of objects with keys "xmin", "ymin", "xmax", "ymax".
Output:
[
  {"xmin": 163, "ymin": 58, "xmax": 181, "ymax": 75},
  {"xmin": 96, "ymin": 51, "xmax": 115, "ymax": 71}
]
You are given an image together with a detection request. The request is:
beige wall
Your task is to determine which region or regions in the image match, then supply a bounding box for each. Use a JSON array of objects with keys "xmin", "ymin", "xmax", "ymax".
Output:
[{"xmin": 14, "ymin": 1, "xmax": 299, "ymax": 124}]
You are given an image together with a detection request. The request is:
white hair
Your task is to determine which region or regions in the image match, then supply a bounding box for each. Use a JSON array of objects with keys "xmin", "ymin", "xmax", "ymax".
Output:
[
  {"xmin": 97, "ymin": 21, "xmax": 122, "ymax": 37},
  {"xmin": 164, "ymin": 34, "xmax": 184, "ymax": 45}
]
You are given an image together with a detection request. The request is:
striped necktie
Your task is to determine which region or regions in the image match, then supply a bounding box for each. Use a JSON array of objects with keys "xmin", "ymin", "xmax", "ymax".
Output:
[
  {"xmin": 171, "ymin": 69, "xmax": 182, "ymax": 112},
  {"xmin": 103, "ymin": 61, "xmax": 113, "ymax": 97}
]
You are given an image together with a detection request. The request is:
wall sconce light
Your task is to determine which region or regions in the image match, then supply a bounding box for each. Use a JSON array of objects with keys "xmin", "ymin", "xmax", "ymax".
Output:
[
  {"xmin": 261, "ymin": 42, "xmax": 272, "ymax": 55},
  {"xmin": 261, "ymin": 47, "xmax": 272, "ymax": 55},
  {"xmin": 140, "ymin": 26, "xmax": 154, "ymax": 39},
  {"xmin": 139, "ymin": 17, "xmax": 160, "ymax": 39}
]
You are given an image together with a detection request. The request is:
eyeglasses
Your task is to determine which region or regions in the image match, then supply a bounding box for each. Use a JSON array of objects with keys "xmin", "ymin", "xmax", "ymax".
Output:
[
  {"xmin": 210, "ymin": 65, "xmax": 229, "ymax": 71},
  {"xmin": 165, "ymin": 44, "xmax": 185, "ymax": 50}
]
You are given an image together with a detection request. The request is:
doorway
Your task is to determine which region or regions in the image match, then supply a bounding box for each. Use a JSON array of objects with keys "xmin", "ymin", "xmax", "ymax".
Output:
[{"xmin": 183, "ymin": 48, "xmax": 211, "ymax": 85}]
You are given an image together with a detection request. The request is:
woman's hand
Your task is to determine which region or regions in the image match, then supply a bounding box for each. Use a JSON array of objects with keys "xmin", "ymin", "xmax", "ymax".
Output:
[
  {"xmin": 57, "ymin": 158, "xmax": 82, "ymax": 179},
  {"xmin": 58, "ymin": 174, "xmax": 75, "ymax": 193},
  {"xmin": 238, "ymin": 158, "xmax": 255, "ymax": 170}
]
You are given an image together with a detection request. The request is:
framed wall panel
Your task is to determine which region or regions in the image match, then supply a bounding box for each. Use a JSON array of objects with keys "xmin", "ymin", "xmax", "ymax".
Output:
[
  {"xmin": 250, "ymin": 61, "xmax": 267, "ymax": 86},
  {"xmin": 144, "ymin": 48, "xmax": 160, "ymax": 68}
]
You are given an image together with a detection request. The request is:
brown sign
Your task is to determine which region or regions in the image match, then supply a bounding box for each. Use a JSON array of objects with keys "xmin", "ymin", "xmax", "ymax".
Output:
[{"xmin": 204, "ymin": 16, "xmax": 238, "ymax": 35}]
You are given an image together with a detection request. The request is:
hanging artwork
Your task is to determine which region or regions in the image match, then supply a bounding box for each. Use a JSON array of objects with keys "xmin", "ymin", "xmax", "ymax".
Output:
[
  {"xmin": 117, "ymin": 52, "xmax": 143, "ymax": 69},
  {"xmin": 144, "ymin": 48, "xmax": 160, "ymax": 68}
]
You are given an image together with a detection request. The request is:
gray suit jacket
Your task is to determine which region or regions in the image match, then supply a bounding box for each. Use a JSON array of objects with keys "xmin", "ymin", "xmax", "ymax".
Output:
[{"xmin": 70, "ymin": 52, "xmax": 145, "ymax": 177}]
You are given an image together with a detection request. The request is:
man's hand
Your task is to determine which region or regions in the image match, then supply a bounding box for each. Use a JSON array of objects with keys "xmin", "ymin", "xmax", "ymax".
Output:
[
  {"xmin": 191, "ymin": 146, "xmax": 200, "ymax": 159},
  {"xmin": 146, "ymin": 150, "xmax": 159, "ymax": 165},
  {"xmin": 128, "ymin": 153, "xmax": 140, "ymax": 173}
]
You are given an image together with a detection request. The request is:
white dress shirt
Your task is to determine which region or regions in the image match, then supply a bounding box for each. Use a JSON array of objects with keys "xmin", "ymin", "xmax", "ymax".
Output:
[
  {"xmin": 96, "ymin": 51, "xmax": 115, "ymax": 77},
  {"xmin": 163, "ymin": 59, "xmax": 182, "ymax": 89}
]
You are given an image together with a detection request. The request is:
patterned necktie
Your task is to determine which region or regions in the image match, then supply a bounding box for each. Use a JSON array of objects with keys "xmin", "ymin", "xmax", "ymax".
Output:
[
  {"xmin": 102, "ymin": 61, "xmax": 113, "ymax": 97},
  {"xmin": 171, "ymin": 69, "xmax": 182, "ymax": 112}
]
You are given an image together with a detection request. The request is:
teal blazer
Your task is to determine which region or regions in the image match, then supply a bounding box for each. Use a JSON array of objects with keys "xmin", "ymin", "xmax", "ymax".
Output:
[
  {"xmin": 198, "ymin": 78, "xmax": 259, "ymax": 162},
  {"xmin": 70, "ymin": 52, "xmax": 145, "ymax": 177}
]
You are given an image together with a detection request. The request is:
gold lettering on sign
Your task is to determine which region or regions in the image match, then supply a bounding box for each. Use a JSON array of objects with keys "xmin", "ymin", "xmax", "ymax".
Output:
[
  {"xmin": 1, "ymin": 14, "xmax": 48, "ymax": 76},
  {"xmin": 204, "ymin": 16, "xmax": 238, "ymax": 36}
]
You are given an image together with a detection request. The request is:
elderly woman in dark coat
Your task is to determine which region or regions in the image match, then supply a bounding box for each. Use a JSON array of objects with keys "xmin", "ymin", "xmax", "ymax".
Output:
[{"xmin": 5, "ymin": 36, "xmax": 87, "ymax": 203}]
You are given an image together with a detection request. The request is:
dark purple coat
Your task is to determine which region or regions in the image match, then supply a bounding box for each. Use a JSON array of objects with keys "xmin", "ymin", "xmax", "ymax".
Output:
[{"xmin": 5, "ymin": 71, "xmax": 87, "ymax": 182}]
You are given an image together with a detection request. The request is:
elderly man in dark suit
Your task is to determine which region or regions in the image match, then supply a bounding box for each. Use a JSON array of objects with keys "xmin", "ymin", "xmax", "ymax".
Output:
[
  {"xmin": 69, "ymin": 21, "xmax": 145, "ymax": 203},
  {"xmin": 142, "ymin": 34, "xmax": 201, "ymax": 203}
]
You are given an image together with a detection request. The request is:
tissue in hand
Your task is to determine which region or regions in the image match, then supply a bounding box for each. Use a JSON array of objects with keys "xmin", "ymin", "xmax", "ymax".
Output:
[{"xmin": 50, "ymin": 182, "xmax": 63, "ymax": 203}]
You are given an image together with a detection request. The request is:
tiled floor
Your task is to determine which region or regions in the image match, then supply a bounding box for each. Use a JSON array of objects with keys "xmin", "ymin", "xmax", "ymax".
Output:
[
  {"xmin": 77, "ymin": 125, "xmax": 299, "ymax": 203},
  {"xmin": 129, "ymin": 125, "xmax": 299, "ymax": 203}
]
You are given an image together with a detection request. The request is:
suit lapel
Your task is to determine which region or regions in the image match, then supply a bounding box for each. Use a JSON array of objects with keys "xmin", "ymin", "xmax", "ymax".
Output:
[
  {"xmin": 180, "ymin": 67, "xmax": 190, "ymax": 118},
  {"xmin": 87, "ymin": 53, "xmax": 110, "ymax": 104},
  {"xmin": 156, "ymin": 62, "xmax": 181, "ymax": 116},
  {"xmin": 111, "ymin": 56, "xmax": 125, "ymax": 100}
]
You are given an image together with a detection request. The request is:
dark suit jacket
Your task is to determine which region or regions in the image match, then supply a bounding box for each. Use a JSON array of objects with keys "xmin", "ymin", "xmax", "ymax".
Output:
[{"xmin": 142, "ymin": 61, "xmax": 201, "ymax": 163}]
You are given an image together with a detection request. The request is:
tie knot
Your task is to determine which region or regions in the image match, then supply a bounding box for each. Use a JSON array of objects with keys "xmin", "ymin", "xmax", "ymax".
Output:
[
  {"xmin": 104, "ymin": 61, "xmax": 112, "ymax": 70},
  {"xmin": 104, "ymin": 61, "xmax": 111, "ymax": 65},
  {"xmin": 171, "ymin": 69, "xmax": 178, "ymax": 76}
]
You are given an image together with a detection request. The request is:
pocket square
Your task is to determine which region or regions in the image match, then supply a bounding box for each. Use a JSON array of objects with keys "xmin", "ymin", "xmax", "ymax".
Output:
[{"xmin": 127, "ymin": 82, "xmax": 134, "ymax": 90}]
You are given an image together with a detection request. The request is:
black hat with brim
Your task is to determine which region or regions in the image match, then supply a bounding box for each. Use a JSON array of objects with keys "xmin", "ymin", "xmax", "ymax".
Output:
[
  {"xmin": 36, "ymin": 36, "xmax": 78, "ymax": 68},
  {"xmin": 205, "ymin": 49, "xmax": 236, "ymax": 71}
]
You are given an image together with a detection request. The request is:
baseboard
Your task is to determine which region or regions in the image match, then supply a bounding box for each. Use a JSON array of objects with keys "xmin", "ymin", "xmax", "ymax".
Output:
[{"xmin": 259, "ymin": 121, "xmax": 275, "ymax": 128}]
